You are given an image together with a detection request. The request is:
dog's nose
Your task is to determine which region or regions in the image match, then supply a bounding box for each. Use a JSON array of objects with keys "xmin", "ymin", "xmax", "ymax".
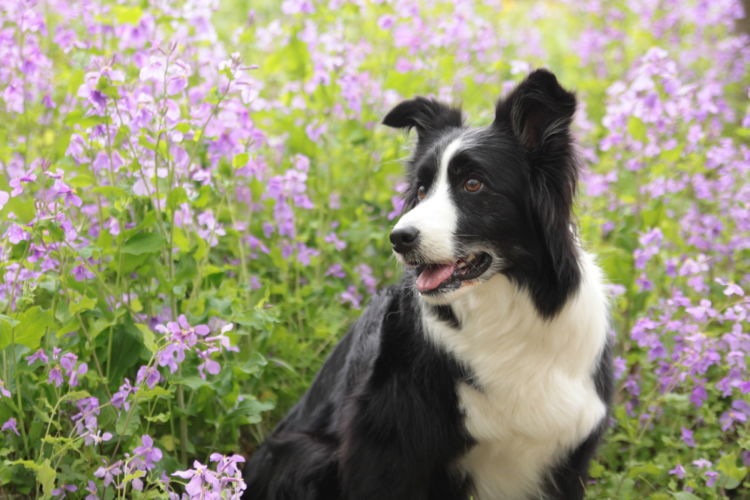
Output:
[{"xmin": 390, "ymin": 227, "xmax": 420, "ymax": 254}]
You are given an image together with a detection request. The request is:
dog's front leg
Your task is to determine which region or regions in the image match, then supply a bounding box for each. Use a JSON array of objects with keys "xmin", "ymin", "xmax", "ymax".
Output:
[{"xmin": 337, "ymin": 371, "xmax": 471, "ymax": 500}]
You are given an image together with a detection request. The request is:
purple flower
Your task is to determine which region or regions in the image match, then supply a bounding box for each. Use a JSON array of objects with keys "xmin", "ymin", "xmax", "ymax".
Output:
[
  {"xmin": 205, "ymin": 323, "xmax": 239, "ymax": 353},
  {"xmin": 613, "ymin": 356, "xmax": 627, "ymax": 380},
  {"xmin": 51, "ymin": 484, "xmax": 77, "ymax": 498},
  {"xmin": 48, "ymin": 368, "xmax": 64, "ymax": 387},
  {"xmin": 340, "ymin": 285, "xmax": 362, "ymax": 309},
  {"xmin": 170, "ymin": 315, "xmax": 210, "ymax": 342},
  {"xmin": 25, "ymin": 349, "xmax": 49, "ymax": 365},
  {"xmin": 692, "ymin": 458, "xmax": 712, "ymax": 469},
  {"xmin": 690, "ymin": 381, "xmax": 708, "ymax": 407},
  {"xmin": 719, "ymin": 399, "xmax": 750, "ymax": 431},
  {"xmin": 136, "ymin": 365, "xmax": 161, "ymax": 389},
  {"xmin": 84, "ymin": 480, "xmax": 98, "ymax": 500},
  {"xmin": 173, "ymin": 460, "xmax": 221, "ymax": 497},
  {"xmin": 324, "ymin": 232, "xmax": 347, "ymax": 251},
  {"xmin": 387, "ymin": 195, "xmax": 405, "ymax": 220},
  {"xmin": 295, "ymin": 242, "xmax": 319, "ymax": 266},
  {"xmin": 197, "ymin": 348, "xmax": 221, "ymax": 380},
  {"xmin": 326, "ymin": 263, "xmax": 346, "ymax": 278},
  {"xmin": 716, "ymin": 277, "xmax": 744, "ymax": 296},
  {"xmin": 209, "ymin": 453, "xmax": 247, "ymax": 495},
  {"xmin": 111, "ymin": 378, "xmax": 134, "ymax": 410},
  {"xmin": 0, "ymin": 379, "xmax": 10, "ymax": 398},
  {"xmin": 355, "ymin": 264, "xmax": 377, "ymax": 295},
  {"xmin": 157, "ymin": 343, "xmax": 185, "ymax": 373},
  {"xmin": 669, "ymin": 464, "xmax": 686, "ymax": 479},
  {"xmin": 1, "ymin": 418, "xmax": 19, "ymax": 436},
  {"xmin": 210, "ymin": 453, "xmax": 246, "ymax": 476},
  {"xmin": 59, "ymin": 353, "xmax": 88, "ymax": 386},
  {"xmin": 132, "ymin": 435, "xmax": 163, "ymax": 470},
  {"xmin": 51, "ymin": 179, "xmax": 82, "ymax": 207},
  {"xmin": 94, "ymin": 460, "xmax": 123, "ymax": 487},
  {"xmin": 705, "ymin": 470, "xmax": 719, "ymax": 487},
  {"xmin": 5, "ymin": 224, "xmax": 29, "ymax": 245},
  {"xmin": 72, "ymin": 264, "xmax": 95, "ymax": 282},
  {"xmin": 680, "ymin": 427, "xmax": 695, "ymax": 447},
  {"xmin": 72, "ymin": 397, "xmax": 105, "ymax": 444}
]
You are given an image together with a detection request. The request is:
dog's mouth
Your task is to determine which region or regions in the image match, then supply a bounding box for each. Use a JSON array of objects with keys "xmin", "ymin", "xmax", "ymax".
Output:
[{"xmin": 413, "ymin": 252, "xmax": 493, "ymax": 294}]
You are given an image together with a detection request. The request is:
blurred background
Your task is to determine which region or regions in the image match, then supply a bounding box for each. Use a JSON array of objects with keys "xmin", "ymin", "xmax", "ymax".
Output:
[{"xmin": 0, "ymin": 0, "xmax": 748, "ymax": 497}]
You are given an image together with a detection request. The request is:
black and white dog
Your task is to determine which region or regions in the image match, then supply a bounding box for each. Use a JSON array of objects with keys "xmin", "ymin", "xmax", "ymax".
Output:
[{"xmin": 243, "ymin": 69, "xmax": 613, "ymax": 500}]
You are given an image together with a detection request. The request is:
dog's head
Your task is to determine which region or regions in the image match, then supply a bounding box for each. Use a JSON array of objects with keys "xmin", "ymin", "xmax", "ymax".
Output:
[{"xmin": 384, "ymin": 69, "xmax": 580, "ymax": 316}]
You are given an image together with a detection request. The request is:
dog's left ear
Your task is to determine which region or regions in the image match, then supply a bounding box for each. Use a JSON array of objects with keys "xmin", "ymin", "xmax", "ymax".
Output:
[
  {"xmin": 383, "ymin": 97, "xmax": 463, "ymax": 141},
  {"xmin": 494, "ymin": 69, "xmax": 576, "ymax": 151},
  {"xmin": 497, "ymin": 70, "xmax": 580, "ymax": 315}
]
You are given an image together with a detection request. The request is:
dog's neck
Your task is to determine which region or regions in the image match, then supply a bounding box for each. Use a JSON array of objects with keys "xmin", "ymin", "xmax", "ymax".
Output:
[
  {"xmin": 419, "ymin": 250, "xmax": 608, "ymax": 380},
  {"xmin": 417, "ymin": 251, "xmax": 610, "ymax": 499}
]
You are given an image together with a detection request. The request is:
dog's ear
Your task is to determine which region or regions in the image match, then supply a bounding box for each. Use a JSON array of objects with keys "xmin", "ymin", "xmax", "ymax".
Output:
[
  {"xmin": 494, "ymin": 69, "xmax": 576, "ymax": 151},
  {"xmin": 497, "ymin": 70, "xmax": 580, "ymax": 316},
  {"xmin": 383, "ymin": 97, "xmax": 463, "ymax": 140}
]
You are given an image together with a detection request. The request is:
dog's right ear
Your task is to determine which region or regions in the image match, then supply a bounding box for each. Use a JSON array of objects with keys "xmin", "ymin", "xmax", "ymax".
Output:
[{"xmin": 382, "ymin": 97, "xmax": 463, "ymax": 141}]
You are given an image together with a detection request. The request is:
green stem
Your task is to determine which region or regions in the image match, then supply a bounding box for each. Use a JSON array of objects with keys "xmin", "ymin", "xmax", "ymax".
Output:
[
  {"xmin": 11, "ymin": 334, "xmax": 30, "ymax": 458},
  {"xmin": 177, "ymin": 381, "xmax": 188, "ymax": 465}
]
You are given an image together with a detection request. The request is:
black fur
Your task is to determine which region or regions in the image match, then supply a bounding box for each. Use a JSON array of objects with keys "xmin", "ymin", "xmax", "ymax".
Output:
[
  {"xmin": 545, "ymin": 341, "xmax": 614, "ymax": 497},
  {"xmin": 243, "ymin": 285, "xmax": 474, "ymax": 500},
  {"xmin": 242, "ymin": 70, "xmax": 611, "ymax": 499}
]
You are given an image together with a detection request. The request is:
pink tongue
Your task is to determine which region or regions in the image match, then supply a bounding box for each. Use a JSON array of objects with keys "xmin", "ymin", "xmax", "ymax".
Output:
[{"xmin": 416, "ymin": 264, "xmax": 456, "ymax": 292}]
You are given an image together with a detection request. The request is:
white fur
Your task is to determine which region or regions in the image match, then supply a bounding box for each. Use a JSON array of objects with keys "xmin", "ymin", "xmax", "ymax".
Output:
[
  {"xmin": 393, "ymin": 138, "xmax": 462, "ymax": 264},
  {"xmin": 423, "ymin": 251, "xmax": 609, "ymax": 500}
]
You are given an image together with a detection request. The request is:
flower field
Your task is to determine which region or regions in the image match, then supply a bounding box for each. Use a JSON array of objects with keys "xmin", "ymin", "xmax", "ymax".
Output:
[{"xmin": 0, "ymin": 0, "xmax": 748, "ymax": 498}]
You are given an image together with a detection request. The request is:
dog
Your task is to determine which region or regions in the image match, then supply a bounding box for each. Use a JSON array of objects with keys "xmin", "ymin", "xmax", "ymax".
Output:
[{"xmin": 242, "ymin": 69, "xmax": 613, "ymax": 500}]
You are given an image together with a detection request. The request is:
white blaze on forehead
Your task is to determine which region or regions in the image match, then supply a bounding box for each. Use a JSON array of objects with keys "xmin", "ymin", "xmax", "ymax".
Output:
[{"xmin": 393, "ymin": 137, "xmax": 462, "ymax": 263}]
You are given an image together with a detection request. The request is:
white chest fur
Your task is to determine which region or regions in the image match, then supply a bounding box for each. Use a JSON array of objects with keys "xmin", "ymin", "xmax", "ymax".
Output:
[{"xmin": 423, "ymin": 252, "xmax": 609, "ymax": 500}]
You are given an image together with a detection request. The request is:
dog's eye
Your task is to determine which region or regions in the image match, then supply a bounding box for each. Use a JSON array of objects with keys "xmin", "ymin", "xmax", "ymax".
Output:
[
  {"xmin": 464, "ymin": 179, "xmax": 483, "ymax": 193},
  {"xmin": 417, "ymin": 185, "xmax": 427, "ymax": 200}
]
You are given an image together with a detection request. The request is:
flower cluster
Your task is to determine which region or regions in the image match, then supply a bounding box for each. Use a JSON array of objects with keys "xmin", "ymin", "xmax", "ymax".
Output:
[{"xmin": 0, "ymin": 0, "xmax": 748, "ymax": 497}]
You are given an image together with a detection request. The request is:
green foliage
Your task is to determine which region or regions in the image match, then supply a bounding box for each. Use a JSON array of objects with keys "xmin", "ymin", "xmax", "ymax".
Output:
[{"xmin": 0, "ymin": 0, "xmax": 748, "ymax": 498}]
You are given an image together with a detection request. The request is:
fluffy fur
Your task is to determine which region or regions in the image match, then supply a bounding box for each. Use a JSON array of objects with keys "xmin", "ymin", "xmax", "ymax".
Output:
[{"xmin": 242, "ymin": 69, "xmax": 613, "ymax": 500}]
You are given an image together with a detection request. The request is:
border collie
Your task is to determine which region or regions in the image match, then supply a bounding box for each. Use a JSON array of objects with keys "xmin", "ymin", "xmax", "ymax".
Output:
[{"xmin": 243, "ymin": 69, "xmax": 613, "ymax": 500}]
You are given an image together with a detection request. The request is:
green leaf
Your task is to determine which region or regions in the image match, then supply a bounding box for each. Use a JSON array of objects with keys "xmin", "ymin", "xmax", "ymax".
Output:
[
  {"xmin": 167, "ymin": 187, "xmax": 188, "ymax": 210},
  {"xmin": 627, "ymin": 462, "xmax": 662, "ymax": 478},
  {"xmin": 107, "ymin": 322, "xmax": 148, "ymax": 383},
  {"xmin": 112, "ymin": 6, "xmax": 143, "ymax": 25},
  {"xmin": 11, "ymin": 459, "xmax": 55, "ymax": 498},
  {"xmin": 174, "ymin": 122, "xmax": 191, "ymax": 134},
  {"xmin": 144, "ymin": 413, "xmax": 170, "ymax": 423},
  {"xmin": 67, "ymin": 174, "xmax": 94, "ymax": 188},
  {"xmin": 672, "ymin": 492, "xmax": 701, "ymax": 500},
  {"xmin": 627, "ymin": 116, "xmax": 648, "ymax": 143},
  {"xmin": 63, "ymin": 111, "xmax": 106, "ymax": 129},
  {"xmin": 134, "ymin": 386, "xmax": 172, "ymax": 402},
  {"xmin": 134, "ymin": 323, "xmax": 158, "ymax": 354},
  {"xmin": 69, "ymin": 295, "xmax": 97, "ymax": 315},
  {"xmin": 116, "ymin": 406, "xmax": 141, "ymax": 436},
  {"xmin": 122, "ymin": 232, "xmax": 165, "ymax": 255},
  {"xmin": 0, "ymin": 314, "xmax": 19, "ymax": 329},
  {"xmin": 121, "ymin": 469, "xmax": 145, "ymax": 487},
  {"xmin": 172, "ymin": 376, "xmax": 211, "ymax": 390},
  {"xmin": 0, "ymin": 306, "xmax": 55, "ymax": 350},
  {"xmin": 717, "ymin": 452, "xmax": 747, "ymax": 487},
  {"xmin": 588, "ymin": 460, "xmax": 604, "ymax": 479},
  {"xmin": 92, "ymin": 186, "xmax": 129, "ymax": 200},
  {"xmin": 233, "ymin": 152, "xmax": 249, "ymax": 168},
  {"xmin": 192, "ymin": 185, "xmax": 213, "ymax": 208},
  {"xmin": 59, "ymin": 390, "xmax": 92, "ymax": 403},
  {"xmin": 223, "ymin": 396, "xmax": 275, "ymax": 425}
]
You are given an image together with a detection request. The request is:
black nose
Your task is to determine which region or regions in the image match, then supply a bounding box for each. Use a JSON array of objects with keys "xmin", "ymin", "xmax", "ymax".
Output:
[{"xmin": 390, "ymin": 227, "xmax": 420, "ymax": 254}]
